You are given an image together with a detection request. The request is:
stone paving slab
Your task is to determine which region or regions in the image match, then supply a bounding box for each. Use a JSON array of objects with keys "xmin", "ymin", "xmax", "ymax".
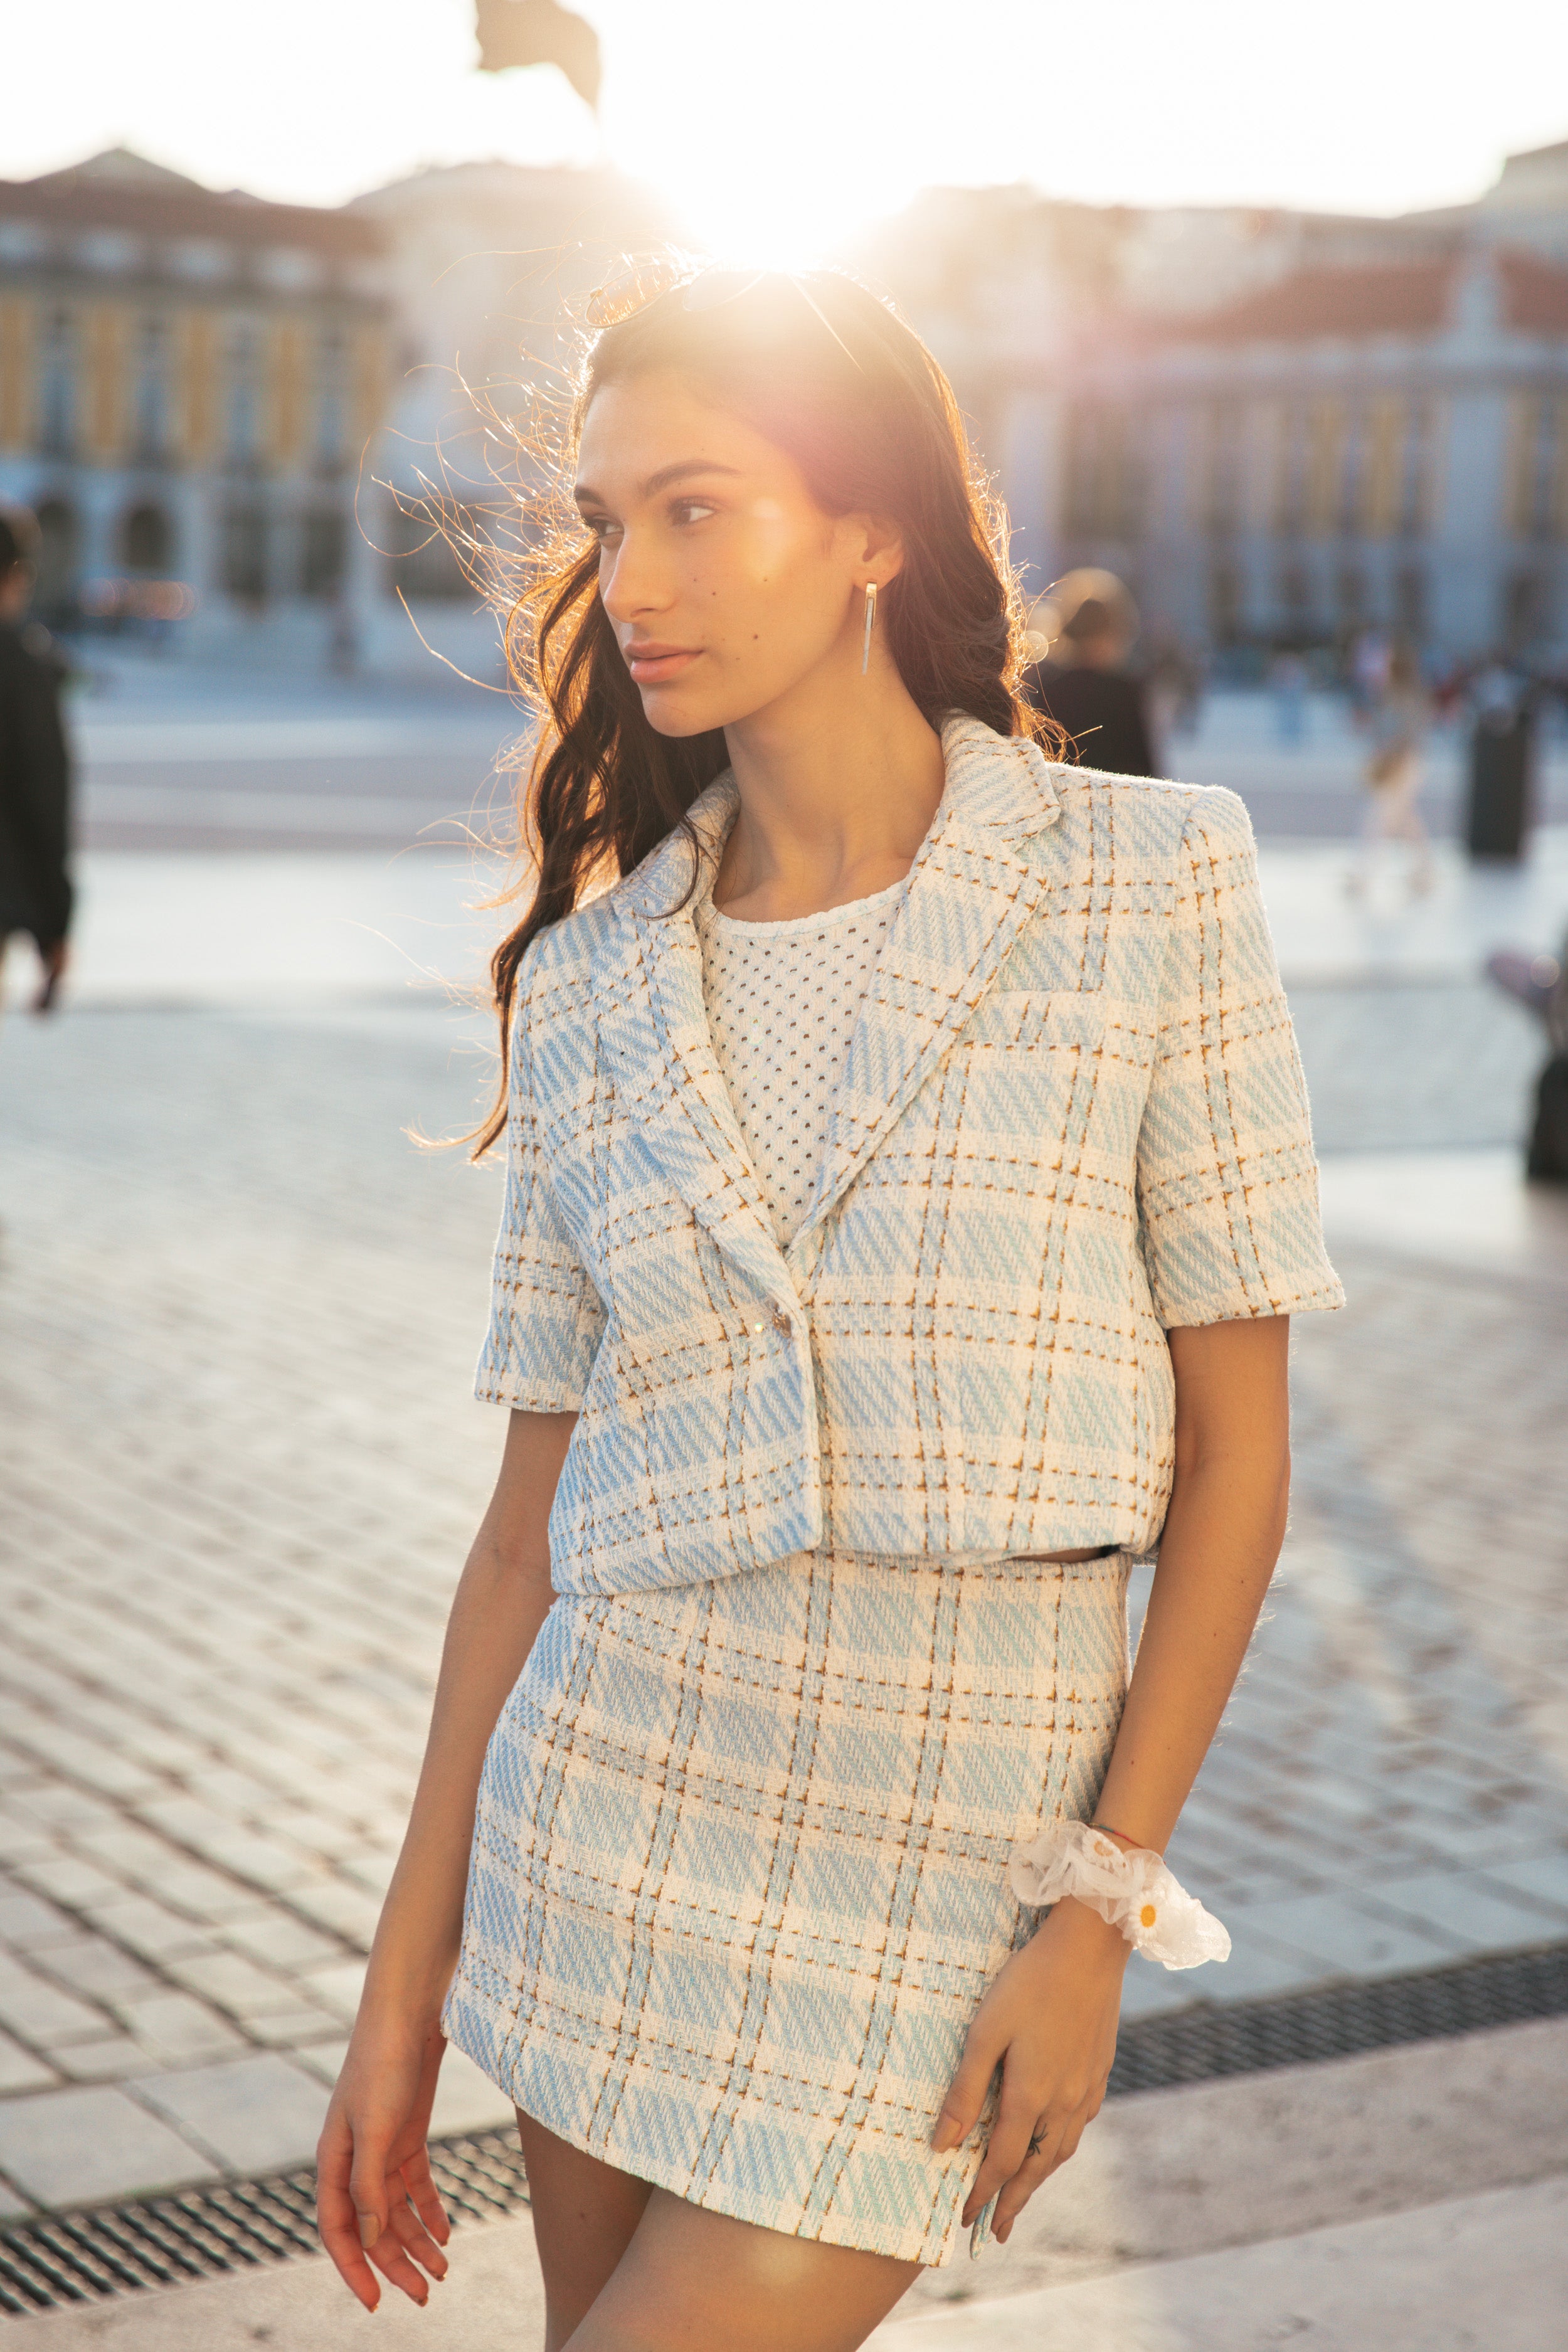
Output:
[
  {"xmin": 872, "ymin": 2178, "xmax": 1568, "ymax": 2351},
  {"xmin": 1, "ymin": 981, "xmax": 1565, "ymax": 2209}
]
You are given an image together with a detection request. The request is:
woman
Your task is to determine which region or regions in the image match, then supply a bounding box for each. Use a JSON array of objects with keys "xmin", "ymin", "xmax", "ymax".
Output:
[
  {"xmin": 1348, "ymin": 637, "xmax": 1434, "ymax": 898},
  {"xmin": 317, "ymin": 267, "xmax": 1342, "ymax": 2351}
]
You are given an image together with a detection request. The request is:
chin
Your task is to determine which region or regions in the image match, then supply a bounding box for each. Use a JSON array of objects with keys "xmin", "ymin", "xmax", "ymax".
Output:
[{"xmin": 638, "ymin": 687, "xmax": 732, "ymax": 740}]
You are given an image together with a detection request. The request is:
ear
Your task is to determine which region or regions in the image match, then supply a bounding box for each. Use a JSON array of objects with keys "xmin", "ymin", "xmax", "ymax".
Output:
[{"xmin": 847, "ymin": 512, "xmax": 906, "ymax": 590}]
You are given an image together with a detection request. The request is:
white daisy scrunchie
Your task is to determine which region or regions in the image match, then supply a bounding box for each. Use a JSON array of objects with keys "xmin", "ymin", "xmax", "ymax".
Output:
[{"xmin": 1007, "ymin": 1820, "xmax": 1231, "ymax": 1970}]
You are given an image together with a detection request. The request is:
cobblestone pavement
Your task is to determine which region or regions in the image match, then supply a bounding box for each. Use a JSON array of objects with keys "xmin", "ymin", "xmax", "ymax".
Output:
[{"xmin": 1, "ymin": 975, "xmax": 1565, "ymax": 2211}]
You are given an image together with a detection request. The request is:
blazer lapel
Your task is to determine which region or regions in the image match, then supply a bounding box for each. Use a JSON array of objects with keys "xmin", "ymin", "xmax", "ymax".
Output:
[
  {"xmin": 600, "ymin": 775, "xmax": 796, "ymax": 1304},
  {"xmin": 787, "ymin": 718, "xmax": 1064, "ymax": 1263}
]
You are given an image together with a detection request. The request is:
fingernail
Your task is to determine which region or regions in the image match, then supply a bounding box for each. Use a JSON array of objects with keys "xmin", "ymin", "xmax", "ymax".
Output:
[
  {"xmin": 932, "ymin": 2122, "xmax": 957, "ymax": 2153},
  {"xmin": 358, "ymin": 2215, "xmax": 380, "ymax": 2250}
]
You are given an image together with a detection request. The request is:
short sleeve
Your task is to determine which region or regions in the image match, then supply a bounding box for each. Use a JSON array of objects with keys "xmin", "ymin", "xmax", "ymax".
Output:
[
  {"xmin": 1136, "ymin": 789, "xmax": 1344, "ymax": 1330},
  {"xmin": 474, "ymin": 990, "xmax": 607, "ymax": 1412}
]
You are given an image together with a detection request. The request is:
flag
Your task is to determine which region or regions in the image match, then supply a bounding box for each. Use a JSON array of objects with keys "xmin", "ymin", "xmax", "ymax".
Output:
[{"xmin": 475, "ymin": 0, "xmax": 601, "ymax": 111}]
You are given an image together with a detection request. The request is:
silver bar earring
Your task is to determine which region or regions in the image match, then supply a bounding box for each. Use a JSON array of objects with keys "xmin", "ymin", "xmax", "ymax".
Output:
[{"xmin": 861, "ymin": 580, "xmax": 877, "ymax": 675}]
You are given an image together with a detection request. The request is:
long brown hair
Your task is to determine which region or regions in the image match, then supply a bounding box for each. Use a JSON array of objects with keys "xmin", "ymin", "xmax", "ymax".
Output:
[{"xmin": 474, "ymin": 263, "xmax": 1052, "ymax": 1155}]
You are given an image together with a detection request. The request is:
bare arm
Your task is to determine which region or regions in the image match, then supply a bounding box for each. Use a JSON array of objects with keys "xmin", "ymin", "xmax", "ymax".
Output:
[
  {"xmin": 316, "ymin": 1409, "xmax": 576, "ymax": 2312},
  {"xmin": 935, "ymin": 1315, "xmax": 1291, "ymax": 2242}
]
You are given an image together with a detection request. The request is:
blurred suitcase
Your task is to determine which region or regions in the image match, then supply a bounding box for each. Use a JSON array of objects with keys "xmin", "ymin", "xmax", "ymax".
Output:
[{"xmin": 1466, "ymin": 716, "xmax": 1532, "ymax": 860}]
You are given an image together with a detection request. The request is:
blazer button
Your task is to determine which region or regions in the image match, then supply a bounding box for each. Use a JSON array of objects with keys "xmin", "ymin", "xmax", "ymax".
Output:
[{"xmin": 770, "ymin": 1305, "xmax": 793, "ymax": 1335}]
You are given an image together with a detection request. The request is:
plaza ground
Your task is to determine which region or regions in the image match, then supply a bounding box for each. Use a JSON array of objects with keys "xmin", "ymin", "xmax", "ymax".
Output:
[{"xmin": 1, "ymin": 664, "xmax": 1565, "ymax": 2344}]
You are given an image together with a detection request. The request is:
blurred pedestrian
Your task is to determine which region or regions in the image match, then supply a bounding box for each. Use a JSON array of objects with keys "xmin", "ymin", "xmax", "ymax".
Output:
[
  {"xmin": 1347, "ymin": 638, "xmax": 1433, "ymax": 898},
  {"xmin": 1486, "ymin": 930, "xmax": 1568, "ymax": 1181},
  {"xmin": 1147, "ymin": 632, "xmax": 1204, "ymax": 746},
  {"xmin": 1269, "ymin": 647, "xmax": 1309, "ymax": 745},
  {"xmin": 1022, "ymin": 569, "xmax": 1157, "ymax": 775},
  {"xmin": 0, "ymin": 508, "xmax": 73, "ymax": 1014}
]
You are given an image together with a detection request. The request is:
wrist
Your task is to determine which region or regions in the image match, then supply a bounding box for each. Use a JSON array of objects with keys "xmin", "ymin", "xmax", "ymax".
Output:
[{"xmin": 1037, "ymin": 1890, "xmax": 1131, "ymax": 1968}]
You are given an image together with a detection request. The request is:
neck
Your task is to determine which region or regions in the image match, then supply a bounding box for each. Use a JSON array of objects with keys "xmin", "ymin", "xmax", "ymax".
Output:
[{"xmin": 714, "ymin": 646, "xmax": 945, "ymax": 920}]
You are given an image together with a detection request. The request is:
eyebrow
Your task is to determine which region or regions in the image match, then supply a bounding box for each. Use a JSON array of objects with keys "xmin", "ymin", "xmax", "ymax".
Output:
[{"xmin": 573, "ymin": 458, "xmax": 743, "ymax": 507}]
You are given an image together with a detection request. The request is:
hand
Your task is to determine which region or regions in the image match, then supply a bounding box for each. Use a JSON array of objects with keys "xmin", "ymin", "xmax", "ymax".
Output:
[
  {"xmin": 316, "ymin": 2011, "xmax": 453, "ymax": 2311},
  {"xmin": 933, "ymin": 1897, "xmax": 1128, "ymax": 2243}
]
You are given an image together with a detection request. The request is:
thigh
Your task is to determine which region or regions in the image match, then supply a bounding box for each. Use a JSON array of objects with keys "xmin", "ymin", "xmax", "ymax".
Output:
[
  {"xmin": 516, "ymin": 2110, "xmax": 654, "ymax": 2352},
  {"xmin": 563, "ymin": 2185, "xmax": 922, "ymax": 2352}
]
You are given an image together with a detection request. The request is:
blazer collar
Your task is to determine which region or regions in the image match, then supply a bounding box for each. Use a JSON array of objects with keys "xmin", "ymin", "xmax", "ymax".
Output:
[{"xmin": 599, "ymin": 716, "xmax": 1063, "ymax": 1282}]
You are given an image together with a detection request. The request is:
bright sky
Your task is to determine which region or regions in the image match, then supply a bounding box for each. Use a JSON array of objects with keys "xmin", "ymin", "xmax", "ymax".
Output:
[{"xmin": 7, "ymin": 0, "xmax": 1568, "ymax": 256}]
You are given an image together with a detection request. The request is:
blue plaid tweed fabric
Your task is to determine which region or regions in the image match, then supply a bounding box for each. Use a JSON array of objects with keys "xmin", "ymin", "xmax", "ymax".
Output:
[
  {"xmin": 442, "ymin": 1547, "xmax": 1130, "ymax": 2267},
  {"xmin": 476, "ymin": 716, "xmax": 1342, "ymax": 1590}
]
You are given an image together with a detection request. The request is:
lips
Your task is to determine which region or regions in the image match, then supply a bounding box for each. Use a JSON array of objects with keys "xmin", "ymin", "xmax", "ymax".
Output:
[{"xmin": 624, "ymin": 641, "xmax": 700, "ymax": 684}]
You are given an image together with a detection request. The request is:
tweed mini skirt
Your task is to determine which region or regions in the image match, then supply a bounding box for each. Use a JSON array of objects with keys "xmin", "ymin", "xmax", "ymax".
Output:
[{"xmin": 442, "ymin": 1545, "xmax": 1130, "ymax": 2267}]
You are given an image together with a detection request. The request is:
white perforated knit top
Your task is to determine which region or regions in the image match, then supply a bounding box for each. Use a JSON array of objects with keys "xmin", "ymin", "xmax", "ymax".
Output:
[{"xmin": 694, "ymin": 871, "xmax": 908, "ymax": 1249}]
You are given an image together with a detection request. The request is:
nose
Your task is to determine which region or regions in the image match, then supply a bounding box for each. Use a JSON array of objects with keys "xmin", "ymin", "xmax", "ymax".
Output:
[{"xmin": 599, "ymin": 527, "xmax": 674, "ymax": 629}]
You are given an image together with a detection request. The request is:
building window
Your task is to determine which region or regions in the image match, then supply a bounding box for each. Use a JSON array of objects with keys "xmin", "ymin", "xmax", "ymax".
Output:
[
  {"xmin": 1399, "ymin": 403, "xmax": 1432, "ymax": 537},
  {"xmin": 1202, "ymin": 401, "xmax": 1241, "ymax": 537},
  {"xmin": 1209, "ymin": 557, "xmax": 1242, "ymax": 644},
  {"xmin": 1337, "ymin": 564, "xmax": 1367, "ymax": 630},
  {"xmin": 300, "ymin": 508, "xmax": 347, "ymax": 598},
  {"xmin": 38, "ymin": 309, "xmax": 77, "ymax": 457},
  {"xmin": 131, "ymin": 317, "xmax": 171, "ymax": 464},
  {"xmin": 1506, "ymin": 396, "xmax": 1567, "ymax": 543},
  {"xmin": 222, "ymin": 503, "xmax": 268, "ymax": 603},
  {"xmin": 1278, "ymin": 561, "xmax": 1311, "ymax": 625},
  {"xmin": 33, "ymin": 494, "xmax": 80, "ymax": 615},
  {"xmin": 1394, "ymin": 563, "xmax": 1426, "ymax": 640},
  {"xmin": 1503, "ymin": 571, "xmax": 1547, "ymax": 649},
  {"xmin": 226, "ymin": 322, "xmax": 262, "ymax": 468},
  {"xmin": 385, "ymin": 503, "xmax": 473, "ymax": 600},
  {"xmin": 314, "ymin": 329, "xmax": 349, "ymax": 475},
  {"xmin": 1064, "ymin": 401, "xmax": 1145, "ymax": 541},
  {"xmin": 120, "ymin": 501, "xmax": 174, "ymax": 573}
]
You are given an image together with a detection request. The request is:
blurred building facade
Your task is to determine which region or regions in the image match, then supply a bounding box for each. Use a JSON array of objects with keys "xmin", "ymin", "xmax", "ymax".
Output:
[
  {"xmin": 868, "ymin": 137, "xmax": 1568, "ymax": 670},
  {"xmin": 6, "ymin": 132, "xmax": 1568, "ymax": 674},
  {"xmin": 0, "ymin": 148, "xmax": 390, "ymax": 659}
]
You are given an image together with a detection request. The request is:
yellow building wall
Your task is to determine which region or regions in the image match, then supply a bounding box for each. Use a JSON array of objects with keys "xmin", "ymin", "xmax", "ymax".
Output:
[
  {"xmin": 0, "ymin": 295, "xmax": 36, "ymax": 451},
  {"xmin": 351, "ymin": 324, "xmax": 387, "ymax": 456},
  {"xmin": 1303, "ymin": 400, "xmax": 1345, "ymax": 537},
  {"xmin": 175, "ymin": 308, "xmax": 218, "ymax": 466},
  {"xmin": 270, "ymin": 317, "xmax": 307, "ymax": 472},
  {"xmin": 1362, "ymin": 398, "xmax": 1404, "ymax": 537},
  {"xmin": 83, "ymin": 304, "xmax": 132, "ymax": 462}
]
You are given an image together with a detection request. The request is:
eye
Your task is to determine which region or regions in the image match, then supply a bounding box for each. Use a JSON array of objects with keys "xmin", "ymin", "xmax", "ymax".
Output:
[
  {"xmin": 580, "ymin": 512, "xmax": 620, "ymax": 546},
  {"xmin": 670, "ymin": 499, "xmax": 717, "ymax": 526}
]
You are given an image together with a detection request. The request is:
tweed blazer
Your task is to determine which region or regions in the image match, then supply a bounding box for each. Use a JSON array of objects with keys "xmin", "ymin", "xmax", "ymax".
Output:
[{"xmin": 477, "ymin": 714, "xmax": 1342, "ymax": 1593}]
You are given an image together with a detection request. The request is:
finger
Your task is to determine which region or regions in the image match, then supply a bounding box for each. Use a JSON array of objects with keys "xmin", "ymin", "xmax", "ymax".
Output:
[
  {"xmin": 400, "ymin": 2145, "xmax": 453, "ymax": 2247},
  {"xmin": 315, "ymin": 2120, "xmax": 381, "ymax": 2312},
  {"xmin": 386, "ymin": 2181, "xmax": 450, "ymax": 2282},
  {"xmin": 367, "ymin": 2222, "xmax": 437, "ymax": 2311},
  {"xmin": 992, "ymin": 2137, "xmax": 1064, "ymax": 2240},
  {"xmin": 347, "ymin": 2144, "xmax": 392, "ymax": 2259},
  {"xmin": 960, "ymin": 2093, "xmax": 1044, "ymax": 2226},
  {"xmin": 931, "ymin": 2032, "xmax": 1005, "ymax": 2153}
]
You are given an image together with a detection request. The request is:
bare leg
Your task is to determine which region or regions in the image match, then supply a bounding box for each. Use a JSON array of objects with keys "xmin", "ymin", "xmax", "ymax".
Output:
[
  {"xmin": 516, "ymin": 2111, "xmax": 655, "ymax": 2352},
  {"xmin": 561, "ymin": 2185, "xmax": 923, "ymax": 2352}
]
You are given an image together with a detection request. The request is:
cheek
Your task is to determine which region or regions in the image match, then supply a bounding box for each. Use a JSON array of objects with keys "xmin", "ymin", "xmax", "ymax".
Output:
[{"xmin": 709, "ymin": 516, "xmax": 840, "ymax": 645}]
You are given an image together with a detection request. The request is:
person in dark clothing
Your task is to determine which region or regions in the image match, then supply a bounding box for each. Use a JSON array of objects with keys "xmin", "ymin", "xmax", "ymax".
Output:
[
  {"xmin": 1022, "ymin": 568, "xmax": 1157, "ymax": 776},
  {"xmin": 0, "ymin": 507, "xmax": 73, "ymax": 1012}
]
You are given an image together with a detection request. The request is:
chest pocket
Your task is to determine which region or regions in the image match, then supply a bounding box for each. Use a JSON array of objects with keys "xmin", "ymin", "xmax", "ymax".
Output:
[
  {"xmin": 935, "ymin": 988, "xmax": 1110, "ymax": 1180},
  {"xmin": 960, "ymin": 988, "xmax": 1108, "ymax": 1053}
]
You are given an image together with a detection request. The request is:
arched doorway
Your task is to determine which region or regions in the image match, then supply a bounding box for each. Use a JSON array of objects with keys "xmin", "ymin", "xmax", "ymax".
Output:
[
  {"xmin": 33, "ymin": 495, "xmax": 80, "ymax": 618},
  {"xmin": 120, "ymin": 501, "xmax": 174, "ymax": 573}
]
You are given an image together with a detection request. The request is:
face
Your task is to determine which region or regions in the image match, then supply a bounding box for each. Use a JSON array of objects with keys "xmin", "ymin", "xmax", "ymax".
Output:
[{"xmin": 574, "ymin": 369, "xmax": 896, "ymax": 738}]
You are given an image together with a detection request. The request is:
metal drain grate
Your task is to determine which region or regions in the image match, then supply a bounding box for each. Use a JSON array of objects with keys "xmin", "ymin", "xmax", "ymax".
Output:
[
  {"xmin": 4, "ymin": 1937, "xmax": 1565, "ymax": 2317},
  {"xmin": 1108, "ymin": 1934, "xmax": 1568, "ymax": 2095},
  {"xmin": 0, "ymin": 2132, "xmax": 532, "ymax": 2319}
]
